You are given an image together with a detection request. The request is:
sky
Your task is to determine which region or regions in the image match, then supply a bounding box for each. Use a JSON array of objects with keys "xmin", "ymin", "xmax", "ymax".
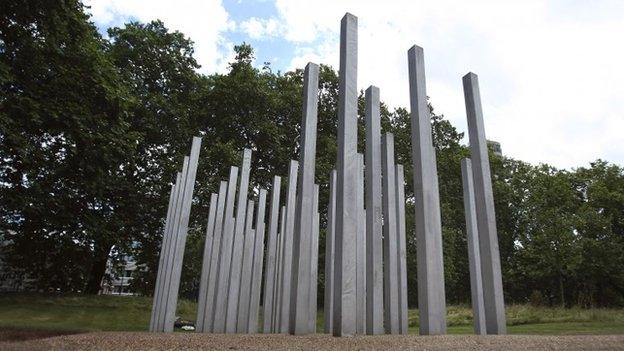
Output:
[{"xmin": 85, "ymin": 0, "xmax": 624, "ymax": 169}]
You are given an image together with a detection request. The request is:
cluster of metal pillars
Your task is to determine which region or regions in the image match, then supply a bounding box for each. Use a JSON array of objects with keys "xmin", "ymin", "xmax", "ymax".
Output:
[{"xmin": 149, "ymin": 12, "xmax": 506, "ymax": 337}]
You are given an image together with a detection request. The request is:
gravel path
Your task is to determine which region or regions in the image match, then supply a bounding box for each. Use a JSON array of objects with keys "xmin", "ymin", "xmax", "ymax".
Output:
[{"xmin": 2, "ymin": 332, "xmax": 624, "ymax": 351}]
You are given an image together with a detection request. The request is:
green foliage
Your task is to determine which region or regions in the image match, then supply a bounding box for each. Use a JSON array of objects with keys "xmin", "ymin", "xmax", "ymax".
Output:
[
  {"xmin": 0, "ymin": 0, "xmax": 137, "ymax": 293},
  {"xmin": 491, "ymin": 159, "xmax": 624, "ymax": 307},
  {"xmin": 104, "ymin": 20, "xmax": 208, "ymax": 295}
]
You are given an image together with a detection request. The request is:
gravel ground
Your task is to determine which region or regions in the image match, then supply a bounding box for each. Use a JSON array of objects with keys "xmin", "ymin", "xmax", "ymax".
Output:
[{"xmin": 1, "ymin": 332, "xmax": 624, "ymax": 351}]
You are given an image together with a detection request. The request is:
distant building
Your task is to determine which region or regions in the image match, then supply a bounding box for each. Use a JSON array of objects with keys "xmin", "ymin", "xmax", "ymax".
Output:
[
  {"xmin": 99, "ymin": 255, "xmax": 140, "ymax": 296},
  {"xmin": 487, "ymin": 140, "xmax": 502, "ymax": 157}
]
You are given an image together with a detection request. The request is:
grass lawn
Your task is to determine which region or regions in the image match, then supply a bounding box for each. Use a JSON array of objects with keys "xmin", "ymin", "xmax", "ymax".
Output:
[
  {"xmin": 0, "ymin": 294, "xmax": 195, "ymax": 332},
  {"xmin": 0, "ymin": 294, "xmax": 623, "ymax": 335},
  {"xmin": 412, "ymin": 304, "xmax": 624, "ymax": 335}
]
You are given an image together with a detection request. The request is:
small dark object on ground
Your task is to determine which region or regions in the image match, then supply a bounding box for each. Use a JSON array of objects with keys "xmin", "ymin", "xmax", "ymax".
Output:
[{"xmin": 173, "ymin": 317, "xmax": 195, "ymax": 330}]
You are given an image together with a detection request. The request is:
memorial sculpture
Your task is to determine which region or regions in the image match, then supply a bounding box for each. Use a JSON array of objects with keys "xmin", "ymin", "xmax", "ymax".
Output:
[{"xmin": 149, "ymin": 12, "xmax": 506, "ymax": 337}]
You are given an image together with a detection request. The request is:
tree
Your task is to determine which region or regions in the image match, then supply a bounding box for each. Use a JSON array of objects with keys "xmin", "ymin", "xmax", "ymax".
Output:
[
  {"xmin": 106, "ymin": 20, "xmax": 207, "ymax": 294},
  {"xmin": 573, "ymin": 161, "xmax": 624, "ymax": 306},
  {"xmin": 0, "ymin": 0, "xmax": 136, "ymax": 293}
]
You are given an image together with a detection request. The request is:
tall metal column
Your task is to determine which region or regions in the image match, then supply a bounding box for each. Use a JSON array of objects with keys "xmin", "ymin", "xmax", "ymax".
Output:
[
  {"xmin": 308, "ymin": 184, "xmax": 320, "ymax": 333},
  {"xmin": 236, "ymin": 200, "xmax": 256, "ymax": 332},
  {"xmin": 196, "ymin": 192, "xmax": 218, "ymax": 332},
  {"xmin": 213, "ymin": 167, "xmax": 240, "ymax": 333},
  {"xmin": 249, "ymin": 189, "xmax": 268, "ymax": 333},
  {"xmin": 279, "ymin": 161, "xmax": 298, "ymax": 332},
  {"xmin": 225, "ymin": 149, "xmax": 252, "ymax": 333},
  {"xmin": 461, "ymin": 158, "xmax": 487, "ymax": 335},
  {"xmin": 407, "ymin": 45, "xmax": 447, "ymax": 335},
  {"xmin": 356, "ymin": 153, "xmax": 366, "ymax": 334},
  {"xmin": 333, "ymin": 12, "xmax": 358, "ymax": 337},
  {"xmin": 364, "ymin": 86, "xmax": 384, "ymax": 335},
  {"xmin": 290, "ymin": 62, "xmax": 320, "ymax": 335},
  {"xmin": 382, "ymin": 133, "xmax": 399, "ymax": 334},
  {"xmin": 202, "ymin": 180, "xmax": 228, "ymax": 332},
  {"xmin": 463, "ymin": 73, "xmax": 506, "ymax": 334}
]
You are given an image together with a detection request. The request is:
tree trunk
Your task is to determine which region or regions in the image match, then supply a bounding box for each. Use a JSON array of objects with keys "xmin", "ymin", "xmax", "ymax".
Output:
[{"xmin": 84, "ymin": 244, "xmax": 113, "ymax": 294}]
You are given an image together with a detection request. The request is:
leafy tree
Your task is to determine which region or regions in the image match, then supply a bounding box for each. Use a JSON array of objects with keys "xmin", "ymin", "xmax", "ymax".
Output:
[
  {"xmin": 513, "ymin": 166, "xmax": 582, "ymax": 306},
  {"xmin": 105, "ymin": 20, "xmax": 207, "ymax": 294},
  {"xmin": 573, "ymin": 161, "xmax": 624, "ymax": 306},
  {"xmin": 0, "ymin": 0, "xmax": 136, "ymax": 293}
]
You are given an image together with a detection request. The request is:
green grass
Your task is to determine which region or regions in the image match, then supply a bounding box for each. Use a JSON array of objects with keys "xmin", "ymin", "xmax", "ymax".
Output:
[
  {"xmin": 1, "ymin": 294, "xmax": 623, "ymax": 335},
  {"xmin": 410, "ymin": 304, "xmax": 624, "ymax": 335},
  {"xmin": 0, "ymin": 294, "xmax": 195, "ymax": 332}
]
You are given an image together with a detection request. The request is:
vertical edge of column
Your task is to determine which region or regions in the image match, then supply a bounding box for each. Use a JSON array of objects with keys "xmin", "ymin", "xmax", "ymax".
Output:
[
  {"xmin": 274, "ymin": 205, "xmax": 287, "ymax": 331},
  {"xmin": 263, "ymin": 177, "xmax": 281, "ymax": 333},
  {"xmin": 395, "ymin": 164, "xmax": 408, "ymax": 334},
  {"xmin": 324, "ymin": 170, "xmax": 337, "ymax": 333}
]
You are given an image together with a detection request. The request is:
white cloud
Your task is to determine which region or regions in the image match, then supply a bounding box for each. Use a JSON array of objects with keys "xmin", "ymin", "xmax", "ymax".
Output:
[
  {"xmin": 240, "ymin": 17, "xmax": 281, "ymax": 39},
  {"xmin": 84, "ymin": 0, "xmax": 235, "ymax": 73},
  {"xmin": 288, "ymin": 39, "xmax": 337, "ymax": 72},
  {"xmin": 270, "ymin": 0, "xmax": 624, "ymax": 168}
]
